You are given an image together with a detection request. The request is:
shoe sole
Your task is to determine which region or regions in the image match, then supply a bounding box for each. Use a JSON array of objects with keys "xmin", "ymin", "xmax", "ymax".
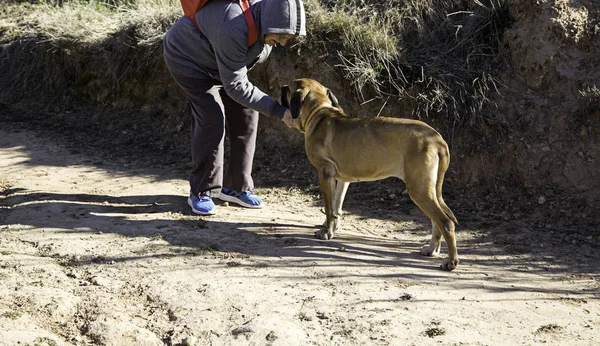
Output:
[
  {"xmin": 187, "ymin": 197, "xmax": 217, "ymax": 215},
  {"xmin": 217, "ymin": 193, "xmax": 264, "ymax": 209}
]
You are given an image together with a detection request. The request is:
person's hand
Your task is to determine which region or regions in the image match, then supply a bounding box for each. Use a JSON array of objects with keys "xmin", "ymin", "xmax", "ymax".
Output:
[{"xmin": 282, "ymin": 109, "xmax": 294, "ymax": 128}]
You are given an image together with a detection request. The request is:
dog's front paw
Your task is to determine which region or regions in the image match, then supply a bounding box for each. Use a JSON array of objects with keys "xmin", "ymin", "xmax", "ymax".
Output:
[
  {"xmin": 315, "ymin": 230, "xmax": 334, "ymax": 240},
  {"xmin": 440, "ymin": 257, "xmax": 459, "ymax": 271},
  {"xmin": 420, "ymin": 245, "xmax": 440, "ymax": 257}
]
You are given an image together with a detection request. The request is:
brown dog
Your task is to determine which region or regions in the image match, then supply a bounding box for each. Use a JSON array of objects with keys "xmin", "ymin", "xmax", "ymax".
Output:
[{"xmin": 281, "ymin": 78, "xmax": 459, "ymax": 271}]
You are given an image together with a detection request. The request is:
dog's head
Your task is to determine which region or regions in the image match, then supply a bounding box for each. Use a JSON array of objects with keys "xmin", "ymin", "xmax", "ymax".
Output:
[{"xmin": 280, "ymin": 78, "xmax": 342, "ymax": 133}]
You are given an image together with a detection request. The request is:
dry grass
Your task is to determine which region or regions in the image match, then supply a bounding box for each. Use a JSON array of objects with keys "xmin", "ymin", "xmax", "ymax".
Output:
[
  {"xmin": 0, "ymin": 0, "xmax": 179, "ymax": 97},
  {"xmin": 323, "ymin": 0, "xmax": 511, "ymax": 127}
]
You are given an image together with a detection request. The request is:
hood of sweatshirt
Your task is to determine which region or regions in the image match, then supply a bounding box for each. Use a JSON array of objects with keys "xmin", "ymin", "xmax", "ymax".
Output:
[{"xmin": 259, "ymin": 0, "xmax": 306, "ymax": 36}]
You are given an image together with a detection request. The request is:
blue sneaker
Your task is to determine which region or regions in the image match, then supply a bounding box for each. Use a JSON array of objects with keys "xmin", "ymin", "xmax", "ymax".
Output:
[
  {"xmin": 187, "ymin": 193, "xmax": 217, "ymax": 215},
  {"xmin": 218, "ymin": 188, "xmax": 263, "ymax": 208}
]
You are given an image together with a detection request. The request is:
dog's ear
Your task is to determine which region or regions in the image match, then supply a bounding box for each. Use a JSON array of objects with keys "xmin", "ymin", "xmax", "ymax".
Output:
[
  {"xmin": 327, "ymin": 89, "xmax": 343, "ymax": 112},
  {"xmin": 289, "ymin": 90, "xmax": 303, "ymax": 119},
  {"xmin": 280, "ymin": 85, "xmax": 290, "ymax": 108}
]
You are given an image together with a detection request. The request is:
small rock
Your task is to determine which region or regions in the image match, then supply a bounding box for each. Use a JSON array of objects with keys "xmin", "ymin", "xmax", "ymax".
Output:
[
  {"xmin": 90, "ymin": 276, "xmax": 106, "ymax": 286},
  {"xmin": 316, "ymin": 312, "xmax": 329, "ymax": 320},
  {"xmin": 231, "ymin": 326, "xmax": 253, "ymax": 336},
  {"xmin": 182, "ymin": 336, "xmax": 197, "ymax": 346},
  {"xmin": 168, "ymin": 308, "xmax": 178, "ymax": 321},
  {"xmin": 67, "ymin": 271, "xmax": 80, "ymax": 279},
  {"xmin": 537, "ymin": 196, "xmax": 547, "ymax": 205},
  {"xmin": 399, "ymin": 293, "xmax": 414, "ymax": 301},
  {"xmin": 266, "ymin": 331, "xmax": 277, "ymax": 342},
  {"xmin": 388, "ymin": 194, "xmax": 397, "ymax": 199}
]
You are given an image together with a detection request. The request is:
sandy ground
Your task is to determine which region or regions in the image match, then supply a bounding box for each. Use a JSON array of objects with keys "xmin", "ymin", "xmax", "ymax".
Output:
[{"xmin": 0, "ymin": 123, "xmax": 598, "ymax": 346}]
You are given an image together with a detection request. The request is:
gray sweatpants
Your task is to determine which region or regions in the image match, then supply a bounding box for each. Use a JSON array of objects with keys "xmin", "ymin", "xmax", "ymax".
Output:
[{"xmin": 169, "ymin": 72, "xmax": 259, "ymax": 198}]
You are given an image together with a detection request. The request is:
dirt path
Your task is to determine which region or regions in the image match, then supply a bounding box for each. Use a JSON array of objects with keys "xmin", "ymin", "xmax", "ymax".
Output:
[{"xmin": 0, "ymin": 123, "xmax": 598, "ymax": 346}]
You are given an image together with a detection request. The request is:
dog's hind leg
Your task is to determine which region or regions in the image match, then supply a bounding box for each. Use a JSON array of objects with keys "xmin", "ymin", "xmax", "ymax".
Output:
[
  {"xmin": 421, "ymin": 220, "xmax": 442, "ymax": 257},
  {"xmin": 332, "ymin": 181, "xmax": 349, "ymax": 223},
  {"xmin": 410, "ymin": 193, "xmax": 459, "ymax": 270},
  {"xmin": 406, "ymin": 169, "xmax": 459, "ymax": 270},
  {"xmin": 438, "ymin": 220, "xmax": 458, "ymax": 271},
  {"xmin": 315, "ymin": 166, "xmax": 338, "ymax": 240}
]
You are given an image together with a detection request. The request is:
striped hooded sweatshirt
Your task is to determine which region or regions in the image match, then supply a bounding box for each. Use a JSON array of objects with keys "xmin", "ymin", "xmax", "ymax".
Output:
[{"xmin": 163, "ymin": 0, "xmax": 306, "ymax": 119}]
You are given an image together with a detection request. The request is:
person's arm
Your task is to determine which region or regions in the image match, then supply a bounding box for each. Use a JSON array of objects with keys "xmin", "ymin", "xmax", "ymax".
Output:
[{"xmin": 212, "ymin": 33, "xmax": 287, "ymax": 119}]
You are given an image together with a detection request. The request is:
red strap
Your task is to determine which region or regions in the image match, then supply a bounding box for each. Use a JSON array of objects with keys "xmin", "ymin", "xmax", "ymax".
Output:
[
  {"xmin": 239, "ymin": 0, "xmax": 258, "ymax": 46},
  {"xmin": 191, "ymin": 16, "xmax": 200, "ymax": 30},
  {"xmin": 181, "ymin": 0, "xmax": 205, "ymax": 30}
]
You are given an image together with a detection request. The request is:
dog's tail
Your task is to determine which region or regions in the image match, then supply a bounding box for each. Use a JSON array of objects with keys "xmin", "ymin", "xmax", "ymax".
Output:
[{"xmin": 436, "ymin": 144, "xmax": 458, "ymax": 224}]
